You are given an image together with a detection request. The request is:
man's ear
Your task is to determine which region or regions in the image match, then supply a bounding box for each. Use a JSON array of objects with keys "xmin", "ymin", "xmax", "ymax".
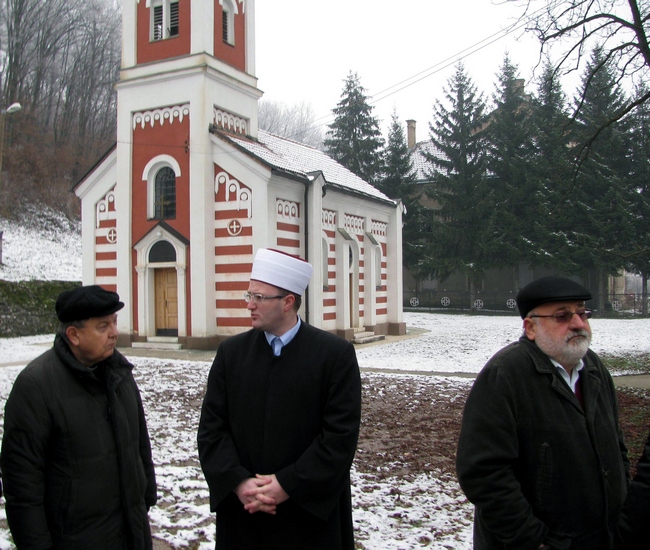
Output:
[
  {"xmin": 66, "ymin": 326, "xmax": 81, "ymax": 346},
  {"xmin": 523, "ymin": 318, "xmax": 536, "ymax": 341},
  {"xmin": 283, "ymin": 294, "xmax": 296, "ymax": 312}
]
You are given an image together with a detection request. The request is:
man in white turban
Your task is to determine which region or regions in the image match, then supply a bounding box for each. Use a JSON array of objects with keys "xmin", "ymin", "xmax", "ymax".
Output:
[{"xmin": 198, "ymin": 248, "xmax": 362, "ymax": 550}]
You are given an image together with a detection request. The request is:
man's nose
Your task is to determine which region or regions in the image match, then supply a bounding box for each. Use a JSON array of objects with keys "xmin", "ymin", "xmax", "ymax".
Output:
[{"xmin": 569, "ymin": 312, "xmax": 587, "ymax": 329}]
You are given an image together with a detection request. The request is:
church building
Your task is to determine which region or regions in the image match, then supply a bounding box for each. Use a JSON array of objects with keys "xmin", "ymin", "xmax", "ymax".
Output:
[{"xmin": 75, "ymin": 0, "xmax": 405, "ymax": 349}]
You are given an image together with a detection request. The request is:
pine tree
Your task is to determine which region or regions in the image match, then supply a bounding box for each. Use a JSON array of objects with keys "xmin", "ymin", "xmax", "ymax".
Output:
[
  {"xmin": 567, "ymin": 47, "xmax": 635, "ymax": 309},
  {"xmin": 423, "ymin": 63, "xmax": 491, "ymax": 306},
  {"xmin": 379, "ymin": 111, "xmax": 417, "ymax": 199},
  {"xmin": 484, "ymin": 55, "xmax": 541, "ymax": 272},
  {"xmin": 529, "ymin": 60, "xmax": 575, "ymax": 270},
  {"xmin": 379, "ymin": 111, "xmax": 427, "ymax": 275},
  {"xmin": 324, "ymin": 72, "xmax": 384, "ymax": 185},
  {"xmin": 623, "ymin": 84, "xmax": 650, "ymax": 314}
]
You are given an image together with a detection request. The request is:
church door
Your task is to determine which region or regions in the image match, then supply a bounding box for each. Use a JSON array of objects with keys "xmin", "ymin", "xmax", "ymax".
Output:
[{"xmin": 154, "ymin": 268, "xmax": 178, "ymax": 336}]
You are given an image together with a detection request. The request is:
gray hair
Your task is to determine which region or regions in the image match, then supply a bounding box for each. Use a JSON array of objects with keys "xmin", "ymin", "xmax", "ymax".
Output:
[{"xmin": 57, "ymin": 319, "xmax": 86, "ymax": 343}]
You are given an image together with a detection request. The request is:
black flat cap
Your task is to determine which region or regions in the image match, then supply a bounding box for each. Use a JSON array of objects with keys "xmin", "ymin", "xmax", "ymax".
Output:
[
  {"xmin": 56, "ymin": 285, "xmax": 124, "ymax": 322},
  {"xmin": 516, "ymin": 276, "xmax": 592, "ymax": 319}
]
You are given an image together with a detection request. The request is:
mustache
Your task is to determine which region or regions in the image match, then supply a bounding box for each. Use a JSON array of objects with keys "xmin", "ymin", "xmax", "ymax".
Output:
[{"xmin": 566, "ymin": 329, "xmax": 590, "ymax": 342}]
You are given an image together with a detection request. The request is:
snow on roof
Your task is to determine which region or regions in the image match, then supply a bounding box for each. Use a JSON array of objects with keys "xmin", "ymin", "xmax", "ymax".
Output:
[
  {"xmin": 223, "ymin": 130, "xmax": 394, "ymax": 204},
  {"xmin": 410, "ymin": 140, "xmax": 445, "ymax": 183}
]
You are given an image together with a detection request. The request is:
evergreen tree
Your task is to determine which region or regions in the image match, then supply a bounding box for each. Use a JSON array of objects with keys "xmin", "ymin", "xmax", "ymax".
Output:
[
  {"xmin": 484, "ymin": 55, "xmax": 541, "ymax": 274},
  {"xmin": 625, "ymin": 84, "xmax": 650, "ymax": 314},
  {"xmin": 324, "ymin": 72, "xmax": 384, "ymax": 184},
  {"xmin": 529, "ymin": 60, "xmax": 575, "ymax": 269},
  {"xmin": 379, "ymin": 110, "xmax": 427, "ymax": 275},
  {"xmin": 423, "ymin": 63, "xmax": 491, "ymax": 307},
  {"xmin": 567, "ymin": 46, "xmax": 635, "ymax": 309}
]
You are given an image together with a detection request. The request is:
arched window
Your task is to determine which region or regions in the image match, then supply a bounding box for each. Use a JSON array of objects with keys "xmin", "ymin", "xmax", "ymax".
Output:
[
  {"xmin": 149, "ymin": 240, "xmax": 177, "ymax": 263},
  {"xmin": 322, "ymin": 238, "xmax": 329, "ymax": 290},
  {"xmin": 154, "ymin": 167, "xmax": 176, "ymax": 220},
  {"xmin": 151, "ymin": 0, "xmax": 180, "ymax": 41},
  {"xmin": 374, "ymin": 244, "xmax": 382, "ymax": 290},
  {"xmin": 142, "ymin": 155, "xmax": 181, "ymax": 220},
  {"xmin": 221, "ymin": 0, "xmax": 236, "ymax": 45}
]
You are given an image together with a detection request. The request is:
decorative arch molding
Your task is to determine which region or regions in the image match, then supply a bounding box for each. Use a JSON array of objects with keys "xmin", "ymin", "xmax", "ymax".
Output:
[
  {"xmin": 322, "ymin": 209, "xmax": 337, "ymax": 230},
  {"xmin": 213, "ymin": 107, "xmax": 248, "ymax": 135},
  {"xmin": 133, "ymin": 104, "xmax": 190, "ymax": 130},
  {"xmin": 371, "ymin": 220, "xmax": 388, "ymax": 238},
  {"xmin": 133, "ymin": 224, "xmax": 189, "ymax": 338},
  {"xmin": 96, "ymin": 188, "xmax": 116, "ymax": 228},
  {"xmin": 344, "ymin": 213, "xmax": 365, "ymax": 235},
  {"xmin": 142, "ymin": 155, "xmax": 181, "ymax": 219},
  {"xmin": 215, "ymin": 171, "xmax": 252, "ymax": 218},
  {"xmin": 218, "ymin": 0, "xmax": 246, "ymax": 13},
  {"xmin": 276, "ymin": 199, "xmax": 299, "ymax": 221}
]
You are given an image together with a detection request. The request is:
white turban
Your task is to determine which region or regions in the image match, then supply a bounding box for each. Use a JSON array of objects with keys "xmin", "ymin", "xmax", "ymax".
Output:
[{"xmin": 250, "ymin": 249, "xmax": 313, "ymax": 295}]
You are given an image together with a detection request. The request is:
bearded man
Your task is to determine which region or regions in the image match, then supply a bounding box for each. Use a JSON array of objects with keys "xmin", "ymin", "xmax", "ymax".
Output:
[{"xmin": 456, "ymin": 276, "xmax": 629, "ymax": 550}]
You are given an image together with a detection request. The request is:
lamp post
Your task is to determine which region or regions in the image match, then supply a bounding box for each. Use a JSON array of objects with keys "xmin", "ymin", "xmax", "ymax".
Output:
[{"xmin": 0, "ymin": 102, "xmax": 22, "ymax": 183}]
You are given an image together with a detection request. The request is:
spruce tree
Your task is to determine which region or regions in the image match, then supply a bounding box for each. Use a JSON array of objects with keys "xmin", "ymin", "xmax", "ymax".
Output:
[
  {"xmin": 623, "ymin": 84, "xmax": 650, "ymax": 314},
  {"xmin": 380, "ymin": 111, "xmax": 427, "ymax": 275},
  {"xmin": 529, "ymin": 61, "xmax": 575, "ymax": 270},
  {"xmin": 423, "ymin": 63, "xmax": 491, "ymax": 307},
  {"xmin": 484, "ymin": 55, "xmax": 540, "ymax": 273},
  {"xmin": 324, "ymin": 72, "xmax": 384, "ymax": 185},
  {"xmin": 567, "ymin": 47, "xmax": 635, "ymax": 309}
]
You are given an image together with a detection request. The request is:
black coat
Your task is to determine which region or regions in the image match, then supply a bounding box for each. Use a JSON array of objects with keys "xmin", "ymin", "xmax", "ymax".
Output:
[
  {"xmin": 457, "ymin": 337, "xmax": 629, "ymax": 550},
  {"xmin": 615, "ymin": 430, "xmax": 650, "ymax": 549},
  {"xmin": 197, "ymin": 323, "xmax": 361, "ymax": 550},
  {"xmin": 1, "ymin": 336, "xmax": 157, "ymax": 549}
]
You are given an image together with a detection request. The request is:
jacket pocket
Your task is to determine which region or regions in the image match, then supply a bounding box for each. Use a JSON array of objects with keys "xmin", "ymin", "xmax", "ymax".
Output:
[{"xmin": 535, "ymin": 442, "xmax": 553, "ymax": 512}]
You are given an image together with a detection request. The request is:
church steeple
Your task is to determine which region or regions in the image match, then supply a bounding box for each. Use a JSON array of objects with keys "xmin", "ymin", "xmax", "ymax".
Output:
[{"xmin": 122, "ymin": 0, "xmax": 255, "ymax": 78}]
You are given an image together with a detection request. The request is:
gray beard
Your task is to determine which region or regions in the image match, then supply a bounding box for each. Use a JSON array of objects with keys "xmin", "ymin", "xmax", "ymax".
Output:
[{"xmin": 534, "ymin": 328, "xmax": 591, "ymax": 369}]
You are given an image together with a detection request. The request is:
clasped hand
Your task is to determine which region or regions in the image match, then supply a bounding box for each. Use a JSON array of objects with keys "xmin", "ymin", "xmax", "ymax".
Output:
[{"xmin": 235, "ymin": 473, "xmax": 289, "ymax": 515}]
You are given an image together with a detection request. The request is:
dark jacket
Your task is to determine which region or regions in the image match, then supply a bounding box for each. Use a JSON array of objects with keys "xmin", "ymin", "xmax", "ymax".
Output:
[
  {"xmin": 456, "ymin": 337, "xmax": 629, "ymax": 550},
  {"xmin": 1, "ymin": 335, "xmax": 157, "ymax": 550},
  {"xmin": 615, "ymin": 430, "xmax": 650, "ymax": 549},
  {"xmin": 197, "ymin": 322, "xmax": 361, "ymax": 550}
]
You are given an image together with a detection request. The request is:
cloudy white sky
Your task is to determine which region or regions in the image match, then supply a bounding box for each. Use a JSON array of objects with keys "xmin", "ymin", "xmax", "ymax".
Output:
[{"xmin": 255, "ymin": 0, "xmax": 550, "ymax": 140}]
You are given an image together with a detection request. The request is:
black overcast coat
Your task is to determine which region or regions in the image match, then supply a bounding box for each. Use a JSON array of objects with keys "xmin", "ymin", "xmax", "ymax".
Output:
[
  {"xmin": 1, "ymin": 336, "xmax": 157, "ymax": 549},
  {"xmin": 457, "ymin": 336, "xmax": 629, "ymax": 550},
  {"xmin": 615, "ymin": 429, "xmax": 650, "ymax": 549},
  {"xmin": 197, "ymin": 322, "xmax": 361, "ymax": 550}
]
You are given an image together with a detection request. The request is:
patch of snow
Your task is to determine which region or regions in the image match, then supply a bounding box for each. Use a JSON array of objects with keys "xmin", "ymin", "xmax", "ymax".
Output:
[{"xmin": 0, "ymin": 208, "xmax": 81, "ymax": 282}]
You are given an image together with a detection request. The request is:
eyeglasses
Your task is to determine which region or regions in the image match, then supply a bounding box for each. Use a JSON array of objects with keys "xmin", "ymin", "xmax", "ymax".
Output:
[
  {"xmin": 528, "ymin": 309, "xmax": 593, "ymax": 323},
  {"xmin": 243, "ymin": 292, "xmax": 287, "ymax": 304}
]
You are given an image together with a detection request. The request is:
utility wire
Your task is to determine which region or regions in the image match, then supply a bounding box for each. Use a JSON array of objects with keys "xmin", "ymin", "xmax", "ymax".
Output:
[{"xmin": 307, "ymin": 1, "xmax": 554, "ymax": 131}]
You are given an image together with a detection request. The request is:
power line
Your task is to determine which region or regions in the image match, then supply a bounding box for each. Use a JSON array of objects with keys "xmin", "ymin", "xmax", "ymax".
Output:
[{"xmin": 306, "ymin": 2, "xmax": 552, "ymax": 131}]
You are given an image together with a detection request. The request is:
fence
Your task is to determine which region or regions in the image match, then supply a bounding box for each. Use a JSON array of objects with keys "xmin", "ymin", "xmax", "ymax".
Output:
[{"xmin": 403, "ymin": 290, "xmax": 650, "ymax": 316}]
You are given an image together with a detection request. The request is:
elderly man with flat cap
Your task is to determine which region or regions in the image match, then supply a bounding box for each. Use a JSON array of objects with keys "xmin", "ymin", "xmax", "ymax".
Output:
[
  {"xmin": 456, "ymin": 276, "xmax": 629, "ymax": 550},
  {"xmin": 198, "ymin": 248, "xmax": 361, "ymax": 550},
  {"xmin": 1, "ymin": 285, "xmax": 157, "ymax": 549}
]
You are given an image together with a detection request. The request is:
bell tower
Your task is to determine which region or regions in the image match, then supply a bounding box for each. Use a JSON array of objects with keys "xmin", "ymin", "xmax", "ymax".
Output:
[{"xmin": 110, "ymin": 0, "xmax": 261, "ymax": 341}]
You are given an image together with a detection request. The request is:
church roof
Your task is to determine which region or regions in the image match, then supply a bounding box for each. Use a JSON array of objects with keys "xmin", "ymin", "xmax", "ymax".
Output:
[{"xmin": 220, "ymin": 130, "xmax": 395, "ymax": 204}]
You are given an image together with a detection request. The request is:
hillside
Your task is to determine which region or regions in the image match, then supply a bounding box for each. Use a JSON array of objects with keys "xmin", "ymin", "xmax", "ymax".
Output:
[{"xmin": 0, "ymin": 207, "xmax": 81, "ymax": 282}]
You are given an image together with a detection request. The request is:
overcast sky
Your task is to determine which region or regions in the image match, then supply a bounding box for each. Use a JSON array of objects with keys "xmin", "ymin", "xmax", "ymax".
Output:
[{"xmin": 255, "ymin": 0, "xmax": 559, "ymax": 142}]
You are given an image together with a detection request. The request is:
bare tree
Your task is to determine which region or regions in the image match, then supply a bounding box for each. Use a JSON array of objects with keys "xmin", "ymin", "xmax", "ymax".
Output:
[
  {"xmin": 509, "ymin": 0, "xmax": 650, "ymax": 132},
  {"xmin": 0, "ymin": 0, "xmax": 121, "ymax": 217},
  {"xmin": 258, "ymin": 99, "xmax": 324, "ymax": 149}
]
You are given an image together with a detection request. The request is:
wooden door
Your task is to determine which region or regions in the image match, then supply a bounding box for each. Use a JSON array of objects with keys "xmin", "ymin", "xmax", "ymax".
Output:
[{"xmin": 154, "ymin": 268, "xmax": 178, "ymax": 336}]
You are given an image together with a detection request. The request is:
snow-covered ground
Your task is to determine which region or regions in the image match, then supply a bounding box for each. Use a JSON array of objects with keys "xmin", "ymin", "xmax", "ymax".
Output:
[
  {"xmin": 0, "ymin": 312, "xmax": 649, "ymax": 549},
  {"xmin": 0, "ymin": 210, "xmax": 81, "ymax": 282}
]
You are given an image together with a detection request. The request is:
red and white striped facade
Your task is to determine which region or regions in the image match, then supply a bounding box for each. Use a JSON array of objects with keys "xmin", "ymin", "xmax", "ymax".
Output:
[{"xmin": 75, "ymin": 0, "xmax": 404, "ymax": 347}]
